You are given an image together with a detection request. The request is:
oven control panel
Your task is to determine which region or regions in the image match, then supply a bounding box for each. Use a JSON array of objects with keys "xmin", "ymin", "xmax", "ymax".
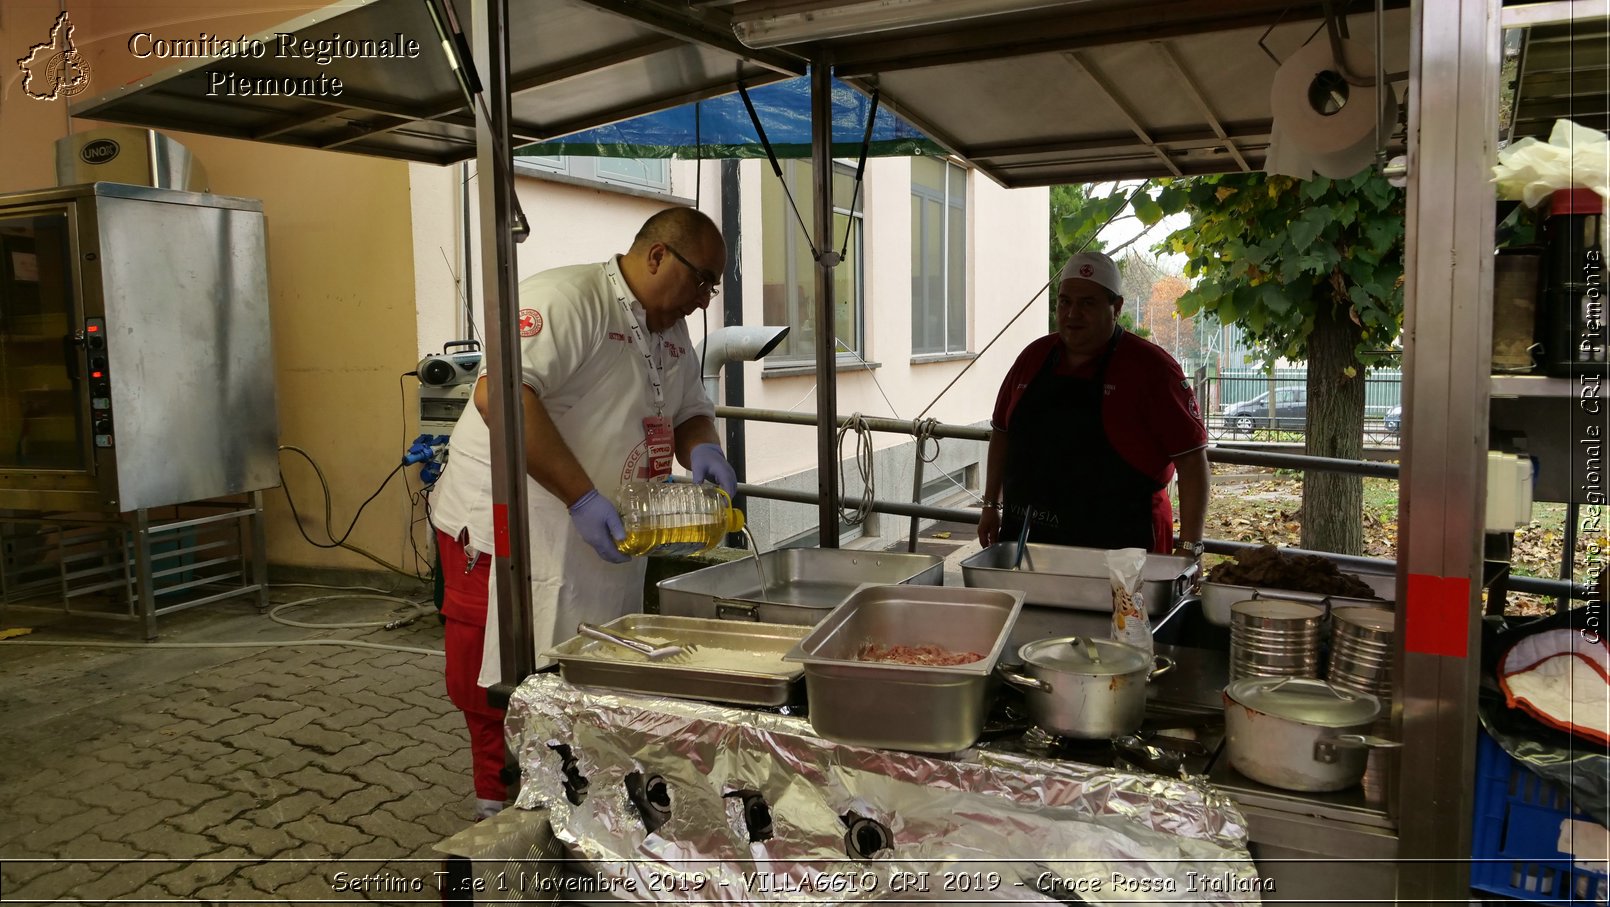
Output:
[{"xmin": 85, "ymin": 318, "xmax": 112, "ymax": 448}]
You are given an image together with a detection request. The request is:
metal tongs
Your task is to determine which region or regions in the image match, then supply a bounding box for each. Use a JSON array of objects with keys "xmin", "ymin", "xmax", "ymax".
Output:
[
  {"xmin": 577, "ymin": 622, "xmax": 696, "ymax": 663},
  {"xmin": 1013, "ymin": 508, "xmax": 1035, "ymax": 571}
]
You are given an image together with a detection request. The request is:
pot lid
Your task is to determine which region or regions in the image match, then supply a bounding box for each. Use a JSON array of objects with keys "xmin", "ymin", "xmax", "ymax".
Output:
[
  {"xmin": 1334, "ymin": 607, "xmax": 1396, "ymax": 633},
  {"xmin": 1230, "ymin": 599, "xmax": 1325, "ymax": 621},
  {"xmin": 1225, "ymin": 676, "xmax": 1381, "ymax": 726},
  {"xmin": 1018, "ymin": 636, "xmax": 1150, "ymax": 675}
]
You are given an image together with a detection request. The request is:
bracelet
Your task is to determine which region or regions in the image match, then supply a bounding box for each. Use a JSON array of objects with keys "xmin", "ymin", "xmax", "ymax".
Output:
[{"xmin": 981, "ymin": 499, "xmax": 1004, "ymax": 510}]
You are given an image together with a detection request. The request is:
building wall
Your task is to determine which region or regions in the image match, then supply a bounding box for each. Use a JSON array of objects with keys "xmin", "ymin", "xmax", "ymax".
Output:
[
  {"xmin": 727, "ymin": 157, "xmax": 1049, "ymax": 546},
  {"xmin": 2, "ymin": 1, "xmax": 427, "ymax": 575},
  {"xmin": 2, "ymin": 0, "xmax": 1049, "ymax": 565}
]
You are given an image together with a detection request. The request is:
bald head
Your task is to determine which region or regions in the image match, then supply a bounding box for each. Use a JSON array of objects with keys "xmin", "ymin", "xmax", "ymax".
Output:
[
  {"xmin": 631, "ymin": 207, "xmax": 721, "ymax": 254},
  {"xmin": 621, "ymin": 206, "xmax": 726, "ymax": 333}
]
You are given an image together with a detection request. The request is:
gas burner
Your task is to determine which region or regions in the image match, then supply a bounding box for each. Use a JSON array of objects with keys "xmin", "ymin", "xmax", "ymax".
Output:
[{"xmin": 974, "ymin": 680, "xmax": 1225, "ymax": 775}]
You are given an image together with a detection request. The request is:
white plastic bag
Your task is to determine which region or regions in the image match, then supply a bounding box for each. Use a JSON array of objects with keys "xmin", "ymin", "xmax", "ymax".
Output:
[
  {"xmin": 1106, "ymin": 547, "xmax": 1153, "ymax": 658},
  {"xmin": 1493, "ymin": 119, "xmax": 1610, "ymax": 207}
]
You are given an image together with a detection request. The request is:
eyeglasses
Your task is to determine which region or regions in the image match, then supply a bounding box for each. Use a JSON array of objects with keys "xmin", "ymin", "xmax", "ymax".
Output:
[{"xmin": 664, "ymin": 244, "xmax": 721, "ymax": 298}]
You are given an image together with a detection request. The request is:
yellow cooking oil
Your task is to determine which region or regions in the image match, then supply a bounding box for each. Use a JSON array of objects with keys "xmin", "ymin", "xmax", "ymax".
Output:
[{"xmin": 614, "ymin": 480, "xmax": 745, "ymax": 558}]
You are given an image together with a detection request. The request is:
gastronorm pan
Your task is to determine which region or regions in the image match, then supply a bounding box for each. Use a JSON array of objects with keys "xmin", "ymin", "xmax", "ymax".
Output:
[
  {"xmin": 657, "ymin": 547, "xmax": 944, "ymax": 624},
  {"xmin": 784, "ymin": 584, "xmax": 1024, "ymax": 753},
  {"xmin": 544, "ymin": 614, "xmax": 808, "ymax": 706},
  {"xmin": 959, "ymin": 543, "xmax": 1196, "ymax": 616}
]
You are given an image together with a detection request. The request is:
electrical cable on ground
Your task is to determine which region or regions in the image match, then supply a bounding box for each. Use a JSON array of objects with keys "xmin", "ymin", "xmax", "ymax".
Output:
[
  {"xmin": 276, "ymin": 445, "xmax": 415, "ymax": 578},
  {"xmin": 3, "ymin": 638, "xmax": 442, "ymax": 656},
  {"xmin": 2, "ymin": 588, "xmax": 443, "ymax": 656},
  {"xmin": 267, "ymin": 594, "xmax": 432, "ymax": 631}
]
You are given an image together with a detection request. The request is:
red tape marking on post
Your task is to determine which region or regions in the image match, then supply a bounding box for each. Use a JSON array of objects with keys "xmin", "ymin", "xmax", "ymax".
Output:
[
  {"xmin": 1405, "ymin": 572, "xmax": 1472, "ymax": 658},
  {"xmin": 492, "ymin": 503, "xmax": 511, "ymax": 558}
]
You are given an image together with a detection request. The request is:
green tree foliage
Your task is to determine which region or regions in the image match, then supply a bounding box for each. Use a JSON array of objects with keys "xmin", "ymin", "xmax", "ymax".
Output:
[
  {"xmin": 1060, "ymin": 170, "xmax": 1405, "ymax": 554},
  {"xmin": 1049, "ymin": 183, "xmax": 1114, "ymax": 280},
  {"xmin": 1158, "ymin": 172, "xmax": 1405, "ymax": 367}
]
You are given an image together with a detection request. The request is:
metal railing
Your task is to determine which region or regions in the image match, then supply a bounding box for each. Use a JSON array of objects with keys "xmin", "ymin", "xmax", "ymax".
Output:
[{"xmin": 717, "ymin": 405, "xmax": 1589, "ymax": 603}]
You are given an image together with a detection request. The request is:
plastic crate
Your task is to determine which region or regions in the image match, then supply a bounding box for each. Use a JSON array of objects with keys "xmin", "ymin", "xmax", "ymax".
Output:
[{"xmin": 1472, "ymin": 730, "xmax": 1609, "ymax": 903}]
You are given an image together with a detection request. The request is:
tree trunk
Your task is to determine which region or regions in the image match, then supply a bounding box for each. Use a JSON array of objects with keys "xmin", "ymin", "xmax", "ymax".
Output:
[{"xmin": 1302, "ymin": 299, "xmax": 1367, "ymax": 555}]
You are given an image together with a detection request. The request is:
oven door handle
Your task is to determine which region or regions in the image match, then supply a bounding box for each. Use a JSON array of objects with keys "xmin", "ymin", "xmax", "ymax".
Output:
[{"xmin": 62, "ymin": 330, "xmax": 85, "ymax": 384}]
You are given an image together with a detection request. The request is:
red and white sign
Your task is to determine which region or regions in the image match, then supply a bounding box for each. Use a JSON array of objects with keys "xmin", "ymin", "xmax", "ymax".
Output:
[{"xmin": 518, "ymin": 308, "xmax": 543, "ymax": 338}]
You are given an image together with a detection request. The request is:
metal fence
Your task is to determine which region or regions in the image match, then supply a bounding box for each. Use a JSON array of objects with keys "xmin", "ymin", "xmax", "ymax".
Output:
[{"xmin": 1197, "ymin": 369, "xmax": 1403, "ymax": 443}]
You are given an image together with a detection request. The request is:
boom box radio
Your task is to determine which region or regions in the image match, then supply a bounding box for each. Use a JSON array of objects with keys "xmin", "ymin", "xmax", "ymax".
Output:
[{"xmin": 417, "ymin": 340, "xmax": 482, "ymax": 387}]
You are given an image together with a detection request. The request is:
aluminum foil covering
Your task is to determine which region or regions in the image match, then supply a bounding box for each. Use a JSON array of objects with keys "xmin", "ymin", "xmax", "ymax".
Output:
[{"xmin": 507, "ymin": 675, "xmax": 1262, "ymax": 905}]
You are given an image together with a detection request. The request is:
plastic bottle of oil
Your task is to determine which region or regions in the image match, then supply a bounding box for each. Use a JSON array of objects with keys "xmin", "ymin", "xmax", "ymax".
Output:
[{"xmin": 614, "ymin": 480, "xmax": 745, "ymax": 557}]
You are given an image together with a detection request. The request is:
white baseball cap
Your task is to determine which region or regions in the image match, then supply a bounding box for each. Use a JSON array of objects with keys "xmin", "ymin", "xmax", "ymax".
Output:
[{"xmin": 1057, "ymin": 251, "xmax": 1122, "ymax": 298}]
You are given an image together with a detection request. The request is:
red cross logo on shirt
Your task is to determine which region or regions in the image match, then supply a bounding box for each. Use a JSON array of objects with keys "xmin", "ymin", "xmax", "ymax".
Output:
[{"xmin": 518, "ymin": 308, "xmax": 543, "ymax": 338}]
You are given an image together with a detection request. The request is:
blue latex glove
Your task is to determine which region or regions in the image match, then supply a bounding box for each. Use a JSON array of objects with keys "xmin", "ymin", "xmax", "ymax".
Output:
[
  {"xmin": 567, "ymin": 489, "xmax": 631, "ymax": 564},
  {"xmin": 689, "ymin": 442, "xmax": 737, "ymax": 497}
]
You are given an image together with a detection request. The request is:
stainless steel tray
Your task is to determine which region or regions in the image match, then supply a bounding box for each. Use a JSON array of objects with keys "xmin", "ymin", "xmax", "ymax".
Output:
[
  {"xmin": 959, "ymin": 543, "xmax": 1197, "ymax": 615},
  {"xmin": 657, "ymin": 548, "xmax": 944, "ymax": 625},
  {"xmin": 784, "ymin": 583, "xmax": 1024, "ymax": 753},
  {"xmin": 544, "ymin": 614, "xmax": 807, "ymax": 706}
]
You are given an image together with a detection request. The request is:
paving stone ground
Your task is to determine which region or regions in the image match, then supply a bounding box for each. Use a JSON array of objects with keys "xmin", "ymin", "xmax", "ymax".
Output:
[{"xmin": 0, "ymin": 584, "xmax": 479, "ymax": 904}]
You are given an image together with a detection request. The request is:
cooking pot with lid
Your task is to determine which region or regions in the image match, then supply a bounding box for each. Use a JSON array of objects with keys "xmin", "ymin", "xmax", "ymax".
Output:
[
  {"xmin": 999, "ymin": 636, "xmax": 1174, "ymax": 738},
  {"xmin": 1222, "ymin": 676, "xmax": 1401, "ymax": 792}
]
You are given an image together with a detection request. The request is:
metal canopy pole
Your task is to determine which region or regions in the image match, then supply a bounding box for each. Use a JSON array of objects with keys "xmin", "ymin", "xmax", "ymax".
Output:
[
  {"xmin": 811, "ymin": 55, "xmax": 842, "ymax": 547},
  {"xmin": 1395, "ymin": 0, "xmax": 1498, "ymax": 897},
  {"xmin": 472, "ymin": 0, "xmax": 536, "ymax": 690}
]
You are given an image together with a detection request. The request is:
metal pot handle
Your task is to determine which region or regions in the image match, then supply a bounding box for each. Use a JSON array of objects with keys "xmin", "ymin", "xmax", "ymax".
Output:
[
  {"xmin": 713, "ymin": 599, "xmax": 760, "ymax": 622},
  {"xmin": 998, "ymin": 667, "xmax": 1051, "ymax": 694},
  {"xmin": 1174, "ymin": 561, "xmax": 1203, "ymax": 601},
  {"xmin": 1148, "ymin": 655, "xmax": 1176, "ymax": 681},
  {"xmin": 1263, "ymin": 675, "xmax": 1358, "ymax": 702},
  {"xmin": 1068, "ymin": 635, "xmax": 1100, "ymax": 665},
  {"xmin": 1314, "ymin": 734, "xmax": 1403, "ymax": 763}
]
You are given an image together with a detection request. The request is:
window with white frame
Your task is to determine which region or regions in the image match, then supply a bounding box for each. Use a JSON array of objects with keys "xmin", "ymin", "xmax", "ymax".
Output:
[
  {"xmin": 910, "ymin": 155, "xmax": 968, "ymax": 355},
  {"xmin": 514, "ymin": 154, "xmax": 671, "ymax": 193},
  {"xmin": 761, "ymin": 159, "xmax": 864, "ymax": 364}
]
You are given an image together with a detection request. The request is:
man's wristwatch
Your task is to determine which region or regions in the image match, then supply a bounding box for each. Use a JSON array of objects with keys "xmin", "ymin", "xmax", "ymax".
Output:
[{"xmin": 1174, "ymin": 540, "xmax": 1204, "ymax": 558}]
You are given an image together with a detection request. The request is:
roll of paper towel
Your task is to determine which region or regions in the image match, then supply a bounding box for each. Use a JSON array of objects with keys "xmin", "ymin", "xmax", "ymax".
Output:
[{"xmin": 1270, "ymin": 38, "xmax": 1387, "ymax": 154}]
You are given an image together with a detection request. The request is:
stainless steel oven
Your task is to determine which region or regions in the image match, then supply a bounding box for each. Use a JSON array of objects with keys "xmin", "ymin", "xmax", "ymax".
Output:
[{"xmin": 0, "ymin": 182, "xmax": 278, "ymax": 512}]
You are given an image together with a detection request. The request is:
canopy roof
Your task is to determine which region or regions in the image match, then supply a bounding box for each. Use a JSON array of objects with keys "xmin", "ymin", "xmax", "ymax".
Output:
[
  {"xmin": 516, "ymin": 74, "xmax": 941, "ymax": 160},
  {"xmin": 88, "ymin": 0, "xmax": 1594, "ymax": 188}
]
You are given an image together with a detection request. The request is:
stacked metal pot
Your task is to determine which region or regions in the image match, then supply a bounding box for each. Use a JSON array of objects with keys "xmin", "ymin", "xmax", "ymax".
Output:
[{"xmin": 1221, "ymin": 597, "xmax": 1402, "ymax": 792}]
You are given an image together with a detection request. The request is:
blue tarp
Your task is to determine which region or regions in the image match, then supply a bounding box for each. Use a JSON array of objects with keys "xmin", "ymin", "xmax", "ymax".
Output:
[{"xmin": 516, "ymin": 75, "xmax": 941, "ymax": 160}]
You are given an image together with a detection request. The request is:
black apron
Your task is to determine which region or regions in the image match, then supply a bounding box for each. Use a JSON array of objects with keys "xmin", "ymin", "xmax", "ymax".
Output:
[{"xmin": 1001, "ymin": 329, "xmax": 1163, "ymax": 550}]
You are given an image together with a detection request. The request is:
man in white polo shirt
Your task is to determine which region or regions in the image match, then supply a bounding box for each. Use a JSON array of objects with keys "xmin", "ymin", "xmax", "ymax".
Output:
[{"xmin": 428, "ymin": 206, "xmax": 735, "ymax": 819}]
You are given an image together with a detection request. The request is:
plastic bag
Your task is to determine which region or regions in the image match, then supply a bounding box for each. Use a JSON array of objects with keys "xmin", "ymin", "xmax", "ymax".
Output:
[
  {"xmin": 1107, "ymin": 547, "xmax": 1152, "ymax": 658},
  {"xmin": 1493, "ymin": 119, "xmax": 1610, "ymax": 207},
  {"xmin": 1480, "ymin": 605, "xmax": 1610, "ymax": 825}
]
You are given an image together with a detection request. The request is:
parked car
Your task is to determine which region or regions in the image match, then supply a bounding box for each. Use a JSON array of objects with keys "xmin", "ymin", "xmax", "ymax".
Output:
[
  {"xmin": 1222, "ymin": 387, "xmax": 1307, "ymax": 431},
  {"xmin": 1384, "ymin": 404, "xmax": 1402, "ymax": 434}
]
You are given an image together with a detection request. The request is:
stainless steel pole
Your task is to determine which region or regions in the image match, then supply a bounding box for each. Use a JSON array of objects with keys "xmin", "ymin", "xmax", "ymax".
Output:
[
  {"xmin": 472, "ymin": 0, "xmax": 535, "ymax": 689},
  {"xmin": 1395, "ymin": 0, "xmax": 1498, "ymax": 897},
  {"xmin": 810, "ymin": 56, "xmax": 841, "ymax": 547}
]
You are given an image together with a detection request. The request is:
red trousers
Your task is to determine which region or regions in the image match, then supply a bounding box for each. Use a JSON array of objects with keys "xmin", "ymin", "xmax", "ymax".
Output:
[{"xmin": 437, "ymin": 529, "xmax": 507, "ymax": 802}]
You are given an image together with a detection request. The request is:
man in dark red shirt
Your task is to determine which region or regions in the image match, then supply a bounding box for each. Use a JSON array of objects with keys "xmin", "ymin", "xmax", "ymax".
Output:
[{"xmin": 977, "ymin": 251, "xmax": 1209, "ymax": 557}]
